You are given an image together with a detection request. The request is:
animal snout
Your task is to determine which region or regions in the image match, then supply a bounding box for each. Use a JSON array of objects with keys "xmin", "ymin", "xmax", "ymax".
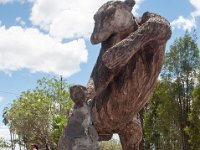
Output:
[{"xmin": 90, "ymin": 33, "xmax": 99, "ymax": 45}]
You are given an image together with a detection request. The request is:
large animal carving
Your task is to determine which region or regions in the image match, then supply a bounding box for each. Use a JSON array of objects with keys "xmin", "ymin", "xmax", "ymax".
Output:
[{"xmin": 58, "ymin": 0, "xmax": 171, "ymax": 149}]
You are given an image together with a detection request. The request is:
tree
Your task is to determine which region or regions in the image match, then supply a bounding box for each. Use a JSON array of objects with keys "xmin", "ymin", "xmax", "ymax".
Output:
[
  {"xmin": 0, "ymin": 137, "xmax": 11, "ymax": 149},
  {"xmin": 162, "ymin": 30, "xmax": 199, "ymax": 150},
  {"xmin": 186, "ymin": 73, "xmax": 200, "ymax": 150},
  {"xmin": 5, "ymin": 77, "xmax": 73, "ymax": 149},
  {"xmin": 141, "ymin": 30, "xmax": 199, "ymax": 150},
  {"xmin": 2, "ymin": 107, "xmax": 16, "ymax": 150},
  {"xmin": 141, "ymin": 80, "xmax": 180, "ymax": 150}
]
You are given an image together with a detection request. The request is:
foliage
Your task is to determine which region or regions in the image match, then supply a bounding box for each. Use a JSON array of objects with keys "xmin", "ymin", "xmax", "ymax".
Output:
[
  {"xmin": 99, "ymin": 139, "xmax": 122, "ymax": 150},
  {"xmin": 4, "ymin": 77, "xmax": 73, "ymax": 149},
  {"xmin": 0, "ymin": 137, "xmax": 11, "ymax": 149},
  {"xmin": 141, "ymin": 80, "xmax": 180, "ymax": 150},
  {"xmin": 162, "ymin": 30, "xmax": 199, "ymax": 149},
  {"xmin": 186, "ymin": 74, "xmax": 200, "ymax": 150},
  {"xmin": 141, "ymin": 30, "xmax": 200, "ymax": 150}
]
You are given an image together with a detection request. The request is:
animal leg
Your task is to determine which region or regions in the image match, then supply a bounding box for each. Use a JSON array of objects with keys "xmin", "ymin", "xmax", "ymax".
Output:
[{"xmin": 118, "ymin": 117, "xmax": 142, "ymax": 150}]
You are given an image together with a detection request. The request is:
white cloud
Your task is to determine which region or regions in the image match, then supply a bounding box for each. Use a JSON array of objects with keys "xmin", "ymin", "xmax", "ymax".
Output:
[
  {"xmin": 190, "ymin": 0, "xmax": 200, "ymax": 17},
  {"xmin": 171, "ymin": 16, "xmax": 195, "ymax": 31},
  {"xmin": 0, "ymin": 96, "xmax": 4, "ymax": 102},
  {"xmin": 0, "ymin": 0, "xmax": 28, "ymax": 4},
  {"xmin": 0, "ymin": 0, "xmax": 144, "ymax": 76},
  {"xmin": 0, "ymin": 0, "xmax": 35, "ymax": 4},
  {"xmin": 16, "ymin": 17, "xmax": 26, "ymax": 27},
  {"xmin": 0, "ymin": 125, "xmax": 10, "ymax": 140},
  {"xmin": 30, "ymin": 0, "xmax": 108, "ymax": 40},
  {"xmin": 133, "ymin": 0, "xmax": 144, "ymax": 16},
  {"xmin": 1, "ymin": 0, "xmax": 144, "ymax": 41},
  {"xmin": 171, "ymin": 0, "xmax": 200, "ymax": 31},
  {"xmin": 30, "ymin": 0, "xmax": 144, "ymax": 41},
  {"xmin": 0, "ymin": 26, "xmax": 88, "ymax": 77},
  {"xmin": 0, "ymin": 0, "xmax": 15, "ymax": 4}
]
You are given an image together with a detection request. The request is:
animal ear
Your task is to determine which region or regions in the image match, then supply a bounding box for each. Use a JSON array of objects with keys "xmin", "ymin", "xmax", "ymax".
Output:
[{"xmin": 124, "ymin": 0, "xmax": 135, "ymax": 10}]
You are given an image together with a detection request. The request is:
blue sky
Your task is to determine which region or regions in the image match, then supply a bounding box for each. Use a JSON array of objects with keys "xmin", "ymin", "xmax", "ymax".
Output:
[{"xmin": 0, "ymin": 0, "xmax": 200, "ymax": 141}]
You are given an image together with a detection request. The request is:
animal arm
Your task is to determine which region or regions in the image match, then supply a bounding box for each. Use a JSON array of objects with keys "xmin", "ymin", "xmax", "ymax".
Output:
[{"xmin": 102, "ymin": 14, "xmax": 171, "ymax": 70}]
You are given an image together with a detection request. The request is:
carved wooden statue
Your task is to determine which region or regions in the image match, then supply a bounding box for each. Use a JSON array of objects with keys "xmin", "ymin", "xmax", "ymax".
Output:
[{"xmin": 58, "ymin": 0, "xmax": 171, "ymax": 150}]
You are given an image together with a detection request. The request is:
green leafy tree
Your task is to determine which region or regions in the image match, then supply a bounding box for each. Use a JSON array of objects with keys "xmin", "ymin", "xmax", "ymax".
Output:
[
  {"xmin": 186, "ymin": 73, "xmax": 200, "ymax": 150},
  {"xmin": 5, "ymin": 77, "xmax": 73, "ymax": 149},
  {"xmin": 2, "ymin": 107, "xmax": 16, "ymax": 150},
  {"xmin": 141, "ymin": 31, "xmax": 199, "ymax": 150},
  {"xmin": 162, "ymin": 31, "xmax": 199, "ymax": 150},
  {"xmin": 99, "ymin": 139, "xmax": 122, "ymax": 150},
  {"xmin": 141, "ymin": 80, "xmax": 180, "ymax": 150},
  {"xmin": 0, "ymin": 137, "xmax": 11, "ymax": 149}
]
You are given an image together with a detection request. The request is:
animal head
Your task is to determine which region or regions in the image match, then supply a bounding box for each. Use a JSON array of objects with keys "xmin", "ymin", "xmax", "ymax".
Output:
[{"xmin": 91, "ymin": 0, "xmax": 136, "ymax": 44}]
